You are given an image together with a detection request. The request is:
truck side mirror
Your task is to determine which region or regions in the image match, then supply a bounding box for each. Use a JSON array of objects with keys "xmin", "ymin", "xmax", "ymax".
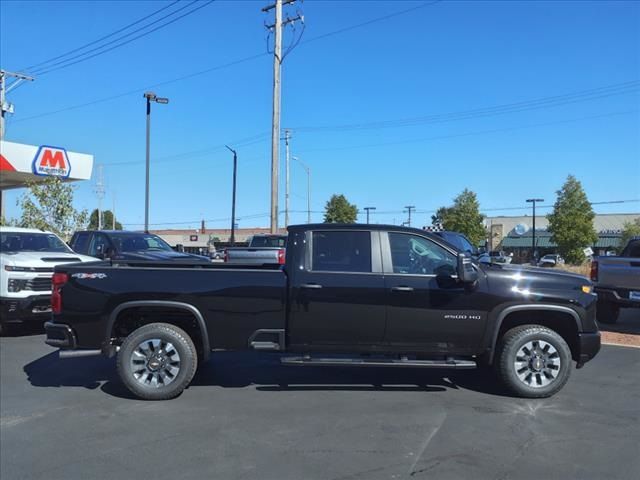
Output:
[{"xmin": 457, "ymin": 252, "xmax": 478, "ymax": 284}]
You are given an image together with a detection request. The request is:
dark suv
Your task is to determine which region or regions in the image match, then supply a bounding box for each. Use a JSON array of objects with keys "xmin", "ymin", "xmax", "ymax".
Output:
[{"xmin": 69, "ymin": 230, "xmax": 210, "ymax": 263}]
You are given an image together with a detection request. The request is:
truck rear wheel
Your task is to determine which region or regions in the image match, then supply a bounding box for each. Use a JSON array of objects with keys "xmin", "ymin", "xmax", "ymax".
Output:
[
  {"xmin": 496, "ymin": 325, "xmax": 572, "ymax": 398},
  {"xmin": 596, "ymin": 300, "xmax": 620, "ymax": 324},
  {"xmin": 117, "ymin": 322, "xmax": 198, "ymax": 400}
]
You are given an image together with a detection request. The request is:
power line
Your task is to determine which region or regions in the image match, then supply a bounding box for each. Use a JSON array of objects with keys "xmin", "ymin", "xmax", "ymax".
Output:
[
  {"xmin": 12, "ymin": 0, "xmax": 442, "ymax": 123},
  {"xmin": 18, "ymin": 0, "xmax": 182, "ymax": 73},
  {"xmin": 296, "ymin": 109, "xmax": 639, "ymax": 154},
  {"xmin": 31, "ymin": 1, "xmax": 215, "ymax": 76},
  {"xmin": 291, "ymin": 80, "xmax": 640, "ymax": 133}
]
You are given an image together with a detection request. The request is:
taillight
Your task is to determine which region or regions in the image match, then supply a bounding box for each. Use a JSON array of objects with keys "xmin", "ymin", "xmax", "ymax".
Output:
[
  {"xmin": 590, "ymin": 260, "xmax": 598, "ymax": 282},
  {"xmin": 51, "ymin": 272, "xmax": 68, "ymax": 314},
  {"xmin": 277, "ymin": 248, "xmax": 286, "ymax": 265},
  {"xmin": 223, "ymin": 250, "xmax": 228, "ymax": 262}
]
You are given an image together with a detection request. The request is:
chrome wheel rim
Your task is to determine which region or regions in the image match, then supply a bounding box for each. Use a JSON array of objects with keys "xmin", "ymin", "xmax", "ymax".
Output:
[
  {"xmin": 514, "ymin": 340, "xmax": 561, "ymax": 388},
  {"xmin": 130, "ymin": 338, "xmax": 181, "ymax": 388}
]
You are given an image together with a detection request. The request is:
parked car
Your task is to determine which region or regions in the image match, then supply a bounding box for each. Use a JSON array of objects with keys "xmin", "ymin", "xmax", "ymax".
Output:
[
  {"xmin": 45, "ymin": 223, "xmax": 600, "ymax": 400},
  {"xmin": 538, "ymin": 254, "xmax": 564, "ymax": 268},
  {"xmin": 210, "ymin": 250, "xmax": 224, "ymax": 260},
  {"xmin": 69, "ymin": 230, "xmax": 211, "ymax": 264},
  {"xmin": 591, "ymin": 236, "xmax": 640, "ymax": 324},
  {"xmin": 224, "ymin": 234, "xmax": 287, "ymax": 264},
  {"xmin": 0, "ymin": 227, "xmax": 97, "ymax": 334},
  {"xmin": 487, "ymin": 250, "xmax": 513, "ymax": 264}
]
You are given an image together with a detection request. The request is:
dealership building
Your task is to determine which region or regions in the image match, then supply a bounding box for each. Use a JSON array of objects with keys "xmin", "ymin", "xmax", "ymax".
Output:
[
  {"xmin": 0, "ymin": 140, "xmax": 94, "ymax": 217},
  {"xmin": 485, "ymin": 213, "xmax": 640, "ymax": 262}
]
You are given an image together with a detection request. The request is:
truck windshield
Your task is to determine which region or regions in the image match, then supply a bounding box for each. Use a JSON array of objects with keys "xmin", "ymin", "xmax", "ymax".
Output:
[
  {"xmin": 110, "ymin": 234, "xmax": 174, "ymax": 252},
  {"xmin": 0, "ymin": 232, "xmax": 72, "ymax": 253},
  {"xmin": 250, "ymin": 236, "xmax": 286, "ymax": 248}
]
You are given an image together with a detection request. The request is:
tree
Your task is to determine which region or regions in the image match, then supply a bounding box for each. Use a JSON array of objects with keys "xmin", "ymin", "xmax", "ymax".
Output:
[
  {"xmin": 434, "ymin": 189, "xmax": 486, "ymax": 245},
  {"xmin": 620, "ymin": 218, "xmax": 640, "ymax": 250},
  {"xmin": 323, "ymin": 194, "xmax": 358, "ymax": 223},
  {"xmin": 547, "ymin": 175, "xmax": 598, "ymax": 264},
  {"xmin": 88, "ymin": 209, "xmax": 123, "ymax": 230},
  {"xmin": 17, "ymin": 177, "xmax": 88, "ymax": 240}
]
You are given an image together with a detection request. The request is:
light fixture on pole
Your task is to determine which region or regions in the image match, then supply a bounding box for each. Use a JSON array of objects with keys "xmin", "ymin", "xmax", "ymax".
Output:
[
  {"xmin": 225, "ymin": 145, "xmax": 238, "ymax": 246},
  {"xmin": 143, "ymin": 91, "xmax": 169, "ymax": 233},
  {"xmin": 526, "ymin": 198, "xmax": 544, "ymax": 265},
  {"xmin": 363, "ymin": 207, "xmax": 376, "ymax": 224}
]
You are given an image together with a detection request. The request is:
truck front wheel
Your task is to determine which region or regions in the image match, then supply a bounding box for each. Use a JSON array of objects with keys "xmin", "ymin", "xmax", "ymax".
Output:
[
  {"xmin": 496, "ymin": 325, "xmax": 572, "ymax": 398},
  {"xmin": 117, "ymin": 322, "xmax": 198, "ymax": 400}
]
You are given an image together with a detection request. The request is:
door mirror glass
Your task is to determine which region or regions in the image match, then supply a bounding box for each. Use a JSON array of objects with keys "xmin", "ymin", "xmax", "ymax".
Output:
[{"xmin": 457, "ymin": 252, "xmax": 478, "ymax": 284}]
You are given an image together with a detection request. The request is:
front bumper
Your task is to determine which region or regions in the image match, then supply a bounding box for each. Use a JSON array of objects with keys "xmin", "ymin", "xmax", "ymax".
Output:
[
  {"xmin": 0, "ymin": 295, "xmax": 52, "ymax": 324},
  {"xmin": 576, "ymin": 331, "xmax": 601, "ymax": 367}
]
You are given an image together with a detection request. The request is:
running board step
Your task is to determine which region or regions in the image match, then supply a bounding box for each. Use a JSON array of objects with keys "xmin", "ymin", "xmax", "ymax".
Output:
[
  {"xmin": 280, "ymin": 356, "xmax": 477, "ymax": 369},
  {"xmin": 250, "ymin": 341, "xmax": 282, "ymax": 351}
]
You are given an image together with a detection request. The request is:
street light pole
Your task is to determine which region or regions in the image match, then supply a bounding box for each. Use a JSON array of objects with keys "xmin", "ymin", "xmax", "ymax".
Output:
[
  {"xmin": 225, "ymin": 145, "xmax": 238, "ymax": 246},
  {"xmin": 364, "ymin": 207, "xmax": 376, "ymax": 224},
  {"xmin": 526, "ymin": 198, "xmax": 544, "ymax": 265},
  {"xmin": 143, "ymin": 92, "xmax": 169, "ymax": 233}
]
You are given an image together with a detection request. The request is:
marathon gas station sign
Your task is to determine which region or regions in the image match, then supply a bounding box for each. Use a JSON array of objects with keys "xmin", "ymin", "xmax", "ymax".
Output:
[{"xmin": 0, "ymin": 140, "xmax": 93, "ymax": 189}]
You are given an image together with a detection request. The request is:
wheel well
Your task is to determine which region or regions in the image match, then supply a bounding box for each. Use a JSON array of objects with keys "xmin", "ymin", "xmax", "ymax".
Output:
[
  {"xmin": 111, "ymin": 307, "xmax": 206, "ymax": 360},
  {"xmin": 495, "ymin": 310, "xmax": 579, "ymax": 361}
]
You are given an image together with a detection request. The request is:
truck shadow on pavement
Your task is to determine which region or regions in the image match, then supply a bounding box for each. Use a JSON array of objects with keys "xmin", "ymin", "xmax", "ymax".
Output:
[{"xmin": 24, "ymin": 350, "xmax": 507, "ymax": 400}]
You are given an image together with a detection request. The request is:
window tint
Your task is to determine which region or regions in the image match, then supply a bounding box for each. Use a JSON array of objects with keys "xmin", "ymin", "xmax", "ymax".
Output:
[
  {"xmin": 0, "ymin": 232, "xmax": 71, "ymax": 253},
  {"xmin": 389, "ymin": 233, "xmax": 456, "ymax": 275},
  {"xmin": 88, "ymin": 234, "xmax": 110, "ymax": 257},
  {"xmin": 312, "ymin": 231, "xmax": 372, "ymax": 273},
  {"xmin": 250, "ymin": 236, "xmax": 287, "ymax": 248},
  {"xmin": 72, "ymin": 233, "xmax": 90, "ymax": 254}
]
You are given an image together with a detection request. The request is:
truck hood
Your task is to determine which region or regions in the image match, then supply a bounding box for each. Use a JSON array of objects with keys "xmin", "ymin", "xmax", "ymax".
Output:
[
  {"xmin": 1, "ymin": 251, "xmax": 97, "ymax": 268},
  {"xmin": 481, "ymin": 263, "xmax": 592, "ymax": 299},
  {"xmin": 111, "ymin": 250, "xmax": 211, "ymax": 263}
]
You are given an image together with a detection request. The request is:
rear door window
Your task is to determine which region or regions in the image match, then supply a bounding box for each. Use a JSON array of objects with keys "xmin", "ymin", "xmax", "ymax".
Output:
[{"xmin": 311, "ymin": 231, "xmax": 372, "ymax": 273}]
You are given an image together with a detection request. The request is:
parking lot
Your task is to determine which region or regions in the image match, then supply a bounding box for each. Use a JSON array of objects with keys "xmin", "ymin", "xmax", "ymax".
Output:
[{"xmin": 1, "ymin": 312, "xmax": 638, "ymax": 480}]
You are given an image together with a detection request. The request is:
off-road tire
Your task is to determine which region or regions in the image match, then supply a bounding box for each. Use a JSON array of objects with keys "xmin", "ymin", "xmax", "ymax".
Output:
[
  {"xmin": 117, "ymin": 322, "xmax": 198, "ymax": 400},
  {"xmin": 496, "ymin": 325, "xmax": 572, "ymax": 398},
  {"xmin": 596, "ymin": 300, "xmax": 620, "ymax": 325}
]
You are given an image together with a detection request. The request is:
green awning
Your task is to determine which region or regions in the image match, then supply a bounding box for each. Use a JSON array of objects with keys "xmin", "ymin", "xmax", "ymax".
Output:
[{"xmin": 501, "ymin": 233, "xmax": 622, "ymax": 249}]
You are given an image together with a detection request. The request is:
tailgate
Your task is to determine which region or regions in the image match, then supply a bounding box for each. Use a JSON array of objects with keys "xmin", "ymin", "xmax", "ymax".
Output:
[
  {"xmin": 597, "ymin": 257, "xmax": 640, "ymax": 290},
  {"xmin": 226, "ymin": 248, "xmax": 282, "ymax": 264}
]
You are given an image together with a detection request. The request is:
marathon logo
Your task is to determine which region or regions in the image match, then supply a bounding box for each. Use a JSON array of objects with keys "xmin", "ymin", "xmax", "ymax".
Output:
[{"xmin": 32, "ymin": 146, "xmax": 71, "ymax": 178}]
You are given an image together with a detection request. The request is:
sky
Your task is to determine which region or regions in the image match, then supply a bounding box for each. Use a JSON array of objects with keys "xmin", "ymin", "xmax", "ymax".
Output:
[{"xmin": 1, "ymin": 0, "xmax": 639, "ymax": 230}]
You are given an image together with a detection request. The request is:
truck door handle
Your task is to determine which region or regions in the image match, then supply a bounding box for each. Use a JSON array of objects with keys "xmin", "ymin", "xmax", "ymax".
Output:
[
  {"xmin": 301, "ymin": 283, "xmax": 323, "ymax": 289},
  {"xmin": 391, "ymin": 286, "xmax": 414, "ymax": 292}
]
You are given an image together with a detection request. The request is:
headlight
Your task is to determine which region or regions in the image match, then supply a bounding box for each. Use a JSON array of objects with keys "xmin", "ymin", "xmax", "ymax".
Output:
[
  {"xmin": 581, "ymin": 285, "xmax": 593, "ymax": 294},
  {"xmin": 8, "ymin": 279, "xmax": 26, "ymax": 292}
]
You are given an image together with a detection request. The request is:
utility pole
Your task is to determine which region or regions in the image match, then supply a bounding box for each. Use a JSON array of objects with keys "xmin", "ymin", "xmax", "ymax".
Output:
[
  {"xmin": 526, "ymin": 198, "xmax": 544, "ymax": 265},
  {"xmin": 94, "ymin": 164, "xmax": 105, "ymax": 229},
  {"xmin": 404, "ymin": 206, "xmax": 416, "ymax": 227},
  {"xmin": 292, "ymin": 155, "xmax": 310, "ymax": 223},
  {"xmin": 0, "ymin": 69, "xmax": 34, "ymax": 140},
  {"xmin": 112, "ymin": 192, "xmax": 116, "ymax": 230},
  {"xmin": 364, "ymin": 207, "xmax": 376, "ymax": 224},
  {"xmin": 263, "ymin": 0, "xmax": 303, "ymax": 233},
  {"xmin": 0, "ymin": 70, "xmax": 34, "ymax": 219},
  {"xmin": 284, "ymin": 129, "xmax": 291, "ymax": 226},
  {"xmin": 225, "ymin": 145, "xmax": 238, "ymax": 246}
]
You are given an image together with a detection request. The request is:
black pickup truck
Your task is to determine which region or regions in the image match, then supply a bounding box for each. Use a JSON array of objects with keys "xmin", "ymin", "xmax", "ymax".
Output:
[{"xmin": 45, "ymin": 224, "xmax": 600, "ymax": 400}]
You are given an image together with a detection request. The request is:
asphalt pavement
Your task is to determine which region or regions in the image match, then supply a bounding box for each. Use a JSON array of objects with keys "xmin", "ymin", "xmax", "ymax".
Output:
[{"xmin": 1, "ymin": 331, "xmax": 639, "ymax": 480}]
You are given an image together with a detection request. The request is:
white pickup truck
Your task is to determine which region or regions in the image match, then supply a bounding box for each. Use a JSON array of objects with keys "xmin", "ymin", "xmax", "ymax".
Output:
[
  {"xmin": 0, "ymin": 227, "xmax": 96, "ymax": 334},
  {"xmin": 591, "ymin": 236, "xmax": 640, "ymax": 324},
  {"xmin": 224, "ymin": 234, "xmax": 287, "ymax": 264}
]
